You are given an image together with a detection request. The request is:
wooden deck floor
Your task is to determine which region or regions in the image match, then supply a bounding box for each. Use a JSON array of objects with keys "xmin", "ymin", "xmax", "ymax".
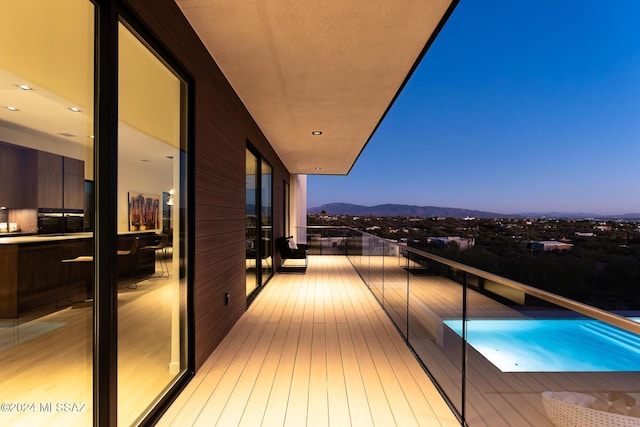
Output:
[
  {"xmin": 160, "ymin": 254, "xmax": 640, "ymax": 427},
  {"xmin": 157, "ymin": 255, "xmax": 460, "ymax": 427}
]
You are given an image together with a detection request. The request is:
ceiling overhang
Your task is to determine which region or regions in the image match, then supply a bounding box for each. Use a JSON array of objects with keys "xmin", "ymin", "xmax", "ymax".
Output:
[{"xmin": 176, "ymin": 0, "xmax": 457, "ymax": 175}]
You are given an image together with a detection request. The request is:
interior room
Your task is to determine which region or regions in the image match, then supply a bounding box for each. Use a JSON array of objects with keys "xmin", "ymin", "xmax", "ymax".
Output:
[{"xmin": 0, "ymin": 4, "xmax": 187, "ymax": 425}]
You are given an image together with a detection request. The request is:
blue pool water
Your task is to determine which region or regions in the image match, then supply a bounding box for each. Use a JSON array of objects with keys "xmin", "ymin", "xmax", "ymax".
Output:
[{"xmin": 443, "ymin": 317, "xmax": 640, "ymax": 372}]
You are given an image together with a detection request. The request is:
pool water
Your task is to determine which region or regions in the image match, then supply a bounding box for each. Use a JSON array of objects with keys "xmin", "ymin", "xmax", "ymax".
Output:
[{"xmin": 443, "ymin": 317, "xmax": 640, "ymax": 372}]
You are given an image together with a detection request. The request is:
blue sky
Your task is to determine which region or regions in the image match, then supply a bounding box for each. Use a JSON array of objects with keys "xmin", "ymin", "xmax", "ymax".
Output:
[{"xmin": 307, "ymin": 1, "xmax": 640, "ymax": 215}]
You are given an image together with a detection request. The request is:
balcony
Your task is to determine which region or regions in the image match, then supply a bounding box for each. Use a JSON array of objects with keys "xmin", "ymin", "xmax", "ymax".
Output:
[
  {"xmin": 158, "ymin": 254, "xmax": 459, "ymax": 426},
  {"xmin": 160, "ymin": 227, "xmax": 640, "ymax": 426}
]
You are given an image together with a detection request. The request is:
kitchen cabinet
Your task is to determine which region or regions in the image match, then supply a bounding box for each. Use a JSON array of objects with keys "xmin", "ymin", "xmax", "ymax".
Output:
[
  {"xmin": 36, "ymin": 151, "xmax": 64, "ymax": 208},
  {"xmin": 22, "ymin": 149, "xmax": 85, "ymax": 209},
  {"xmin": 63, "ymin": 157, "xmax": 85, "ymax": 209},
  {"xmin": 0, "ymin": 142, "xmax": 84, "ymax": 210},
  {"xmin": 0, "ymin": 143, "xmax": 28, "ymax": 208},
  {"xmin": 0, "ymin": 232, "xmax": 155, "ymax": 317}
]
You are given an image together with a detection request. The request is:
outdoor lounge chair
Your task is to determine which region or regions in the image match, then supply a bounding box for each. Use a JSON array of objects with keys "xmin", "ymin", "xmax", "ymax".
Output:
[{"xmin": 275, "ymin": 236, "xmax": 308, "ymax": 273}]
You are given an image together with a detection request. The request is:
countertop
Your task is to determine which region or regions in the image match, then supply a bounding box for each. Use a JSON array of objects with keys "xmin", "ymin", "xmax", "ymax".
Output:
[
  {"xmin": 0, "ymin": 232, "xmax": 94, "ymax": 245},
  {"xmin": 0, "ymin": 230, "xmax": 162, "ymax": 245}
]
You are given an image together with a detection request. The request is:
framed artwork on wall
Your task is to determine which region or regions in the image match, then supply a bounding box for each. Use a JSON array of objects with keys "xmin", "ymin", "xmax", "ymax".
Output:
[{"xmin": 128, "ymin": 192, "xmax": 161, "ymax": 231}]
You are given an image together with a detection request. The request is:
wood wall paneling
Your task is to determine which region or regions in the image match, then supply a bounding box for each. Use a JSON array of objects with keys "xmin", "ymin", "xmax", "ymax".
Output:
[{"xmin": 126, "ymin": 0, "xmax": 291, "ymax": 369}]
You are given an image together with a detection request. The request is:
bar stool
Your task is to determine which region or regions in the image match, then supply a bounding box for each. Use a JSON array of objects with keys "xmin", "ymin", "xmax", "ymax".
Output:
[
  {"xmin": 118, "ymin": 236, "xmax": 140, "ymax": 288},
  {"xmin": 60, "ymin": 255, "xmax": 94, "ymax": 305},
  {"xmin": 141, "ymin": 232, "xmax": 170, "ymax": 278}
]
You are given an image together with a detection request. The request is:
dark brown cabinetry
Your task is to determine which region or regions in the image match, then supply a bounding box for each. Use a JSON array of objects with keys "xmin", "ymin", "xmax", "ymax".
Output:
[
  {"xmin": 0, "ymin": 233, "xmax": 156, "ymax": 318},
  {"xmin": 63, "ymin": 157, "xmax": 85, "ymax": 209},
  {"xmin": 35, "ymin": 151, "xmax": 64, "ymax": 208},
  {"xmin": 0, "ymin": 143, "xmax": 29, "ymax": 208},
  {"xmin": 0, "ymin": 141, "xmax": 85, "ymax": 209}
]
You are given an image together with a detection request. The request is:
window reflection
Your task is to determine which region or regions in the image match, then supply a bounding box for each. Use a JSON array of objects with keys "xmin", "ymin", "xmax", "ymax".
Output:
[
  {"xmin": 246, "ymin": 149, "xmax": 259, "ymax": 296},
  {"xmin": 0, "ymin": 1, "xmax": 95, "ymax": 426},
  {"xmin": 117, "ymin": 22, "xmax": 188, "ymax": 426},
  {"xmin": 261, "ymin": 160, "xmax": 273, "ymax": 285},
  {"xmin": 246, "ymin": 148, "xmax": 273, "ymax": 299}
]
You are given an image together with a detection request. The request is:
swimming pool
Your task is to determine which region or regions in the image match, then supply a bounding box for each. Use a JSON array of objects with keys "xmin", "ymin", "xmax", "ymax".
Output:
[{"xmin": 443, "ymin": 317, "xmax": 640, "ymax": 372}]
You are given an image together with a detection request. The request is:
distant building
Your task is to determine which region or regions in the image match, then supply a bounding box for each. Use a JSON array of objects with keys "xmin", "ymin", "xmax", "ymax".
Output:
[
  {"xmin": 428, "ymin": 236, "xmax": 475, "ymax": 250},
  {"xmin": 527, "ymin": 240, "xmax": 573, "ymax": 251},
  {"xmin": 575, "ymin": 232, "xmax": 596, "ymax": 237}
]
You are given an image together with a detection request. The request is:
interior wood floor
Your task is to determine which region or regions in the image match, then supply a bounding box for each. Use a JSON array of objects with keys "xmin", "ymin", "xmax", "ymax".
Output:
[
  {"xmin": 0, "ymin": 266, "xmax": 181, "ymax": 427},
  {"xmin": 158, "ymin": 255, "xmax": 460, "ymax": 427}
]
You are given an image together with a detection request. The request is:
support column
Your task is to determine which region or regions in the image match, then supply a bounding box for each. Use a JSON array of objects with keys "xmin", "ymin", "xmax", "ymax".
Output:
[{"xmin": 290, "ymin": 174, "xmax": 307, "ymax": 244}]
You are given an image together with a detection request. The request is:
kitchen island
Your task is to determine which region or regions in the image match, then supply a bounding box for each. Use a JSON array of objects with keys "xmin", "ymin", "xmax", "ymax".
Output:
[{"xmin": 0, "ymin": 232, "xmax": 158, "ymax": 318}]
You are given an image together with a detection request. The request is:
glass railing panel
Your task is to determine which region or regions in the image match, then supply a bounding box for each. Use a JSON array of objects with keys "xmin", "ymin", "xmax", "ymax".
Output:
[
  {"xmin": 406, "ymin": 250, "xmax": 464, "ymax": 420},
  {"xmin": 346, "ymin": 231, "xmax": 374, "ymax": 287},
  {"xmin": 318, "ymin": 227, "xmax": 347, "ymax": 255},
  {"xmin": 346, "ymin": 231, "xmax": 361, "ymax": 270},
  {"xmin": 295, "ymin": 226, "xmax": 347, "ymax": 256},
  {"xmin": 307, "ymin": 230, "xmax": 322, "ymax": 255},
  {"xmin": 360, "ymin": 234, "xmax": 372, "ymax": 287},
  {"xmin": 368, "ymin": 236, "xmax": 385, "ymax": 303},
  {"xmin": 297, "ymin": 226, "xmax": 640, "ymax": 426},
  {"xmin": 382, "ymin": 241, "xmax": 408, "ymax": 337},
  {"xmin": 353, "ymin": 234, "xmax": 363, "ymax": 281}
]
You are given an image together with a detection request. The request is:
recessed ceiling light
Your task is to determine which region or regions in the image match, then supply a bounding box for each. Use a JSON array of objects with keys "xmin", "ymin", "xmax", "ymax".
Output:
[
  {"xmin": 16, "ymin": 84, "xmax": 33, "ymax": 91},
  {"xmin": 4, "ymin": 106, "xmax": 19, "ymax": 111},
  {"xmin": 68, "ymin": 107, "xmax": 81, "ymax": 112},
  {"xmin": 314, "ymin": 167, "xmax": 322, "ymax": 170},
  {"xmin": 312, "ymin": 131, "xmax": 322, "ymax": 135},
  {"xmin": 88, "ymin": 135, "xmax": 95, "ymax": 139}
]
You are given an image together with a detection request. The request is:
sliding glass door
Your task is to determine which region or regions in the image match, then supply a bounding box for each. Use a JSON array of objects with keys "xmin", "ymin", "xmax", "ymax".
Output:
[
  {"xmin": 117, "ymin": 21, "xmax": 189, "ymax": 426},
  {"xmin": 0, "ymin": 2, "xmax": 191, "ymax": 425},
  {"xmin": 246, "ymin": 149, "xmax": 259, "ymax": 296},
  {"xmin": 246, "ymin": 147, "xmax": 273, "ymax": 300},
  {"xmin": 261, "ymin": 160, "xmax": 273, "ymax": 286},
  {"xmin": 0, "ymin": 1, "xmax": 95, "ymax": 426}
]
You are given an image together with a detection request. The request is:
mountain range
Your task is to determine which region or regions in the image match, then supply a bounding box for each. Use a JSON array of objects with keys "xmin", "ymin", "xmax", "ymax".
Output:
[{"xmin": 307, "ymin": 203, "xmax": 640, "ymax": 220}]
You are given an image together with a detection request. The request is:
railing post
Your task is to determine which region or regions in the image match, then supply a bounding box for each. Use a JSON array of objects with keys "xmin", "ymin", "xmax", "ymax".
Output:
[
  {"xmin": 461, "ymin": 271, "xmax": 468, "ymax": 426},
  {"xmin": 406, "ymin": 256, "xmax": 410, "ymax": 343}
]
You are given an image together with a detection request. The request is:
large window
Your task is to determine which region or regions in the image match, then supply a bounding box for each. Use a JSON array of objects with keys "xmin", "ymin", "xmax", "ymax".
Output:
[
  {"xmin": 117, "ymin": 22, "xmax": 189, "ymax": 425},
  {"xmin": 0, "ymin": 3, "xmax": 190, "ymax": 426},
  {"xmin": 246, "ymin": 149, "xmax": 259, "ymax": 296},
  {"xmin": 246, "ymin": 147, "xmax": 273, "ymax": 299},
  {"xmin": 261, "ymin": 159, "xmax": 273, "ymax": 286},
  {"xmin": 0, "ymin": 1, "xmax": 95, "ymax": 426}
]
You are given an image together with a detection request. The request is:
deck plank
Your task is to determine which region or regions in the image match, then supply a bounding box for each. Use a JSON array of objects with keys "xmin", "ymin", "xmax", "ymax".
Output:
[
  {"xmin": 158, "ymin": 255, "xmax": 460, "ymax": 426},
  {"xmin": 161, "ymin": 255, "xmax": 640, "ymax": 427}
]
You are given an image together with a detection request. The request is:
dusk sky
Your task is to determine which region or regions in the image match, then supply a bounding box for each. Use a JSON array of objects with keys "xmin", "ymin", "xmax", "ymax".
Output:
[{"xmin": 307, "ymin": 1, "xmax": 640, "ymax": 216}]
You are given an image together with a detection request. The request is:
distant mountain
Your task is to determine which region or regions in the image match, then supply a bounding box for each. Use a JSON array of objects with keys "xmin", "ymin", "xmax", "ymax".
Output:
[
  {"xmin": 308, "ymin": 203, "xmax": 506, "ymax": 219},
  {"xmin": 517, "ymin": 211, "xmax": 640, "ymax": 219},
  {"xmin": 308, "ymin": 203, "xmax": 640, "ymax": 220}
]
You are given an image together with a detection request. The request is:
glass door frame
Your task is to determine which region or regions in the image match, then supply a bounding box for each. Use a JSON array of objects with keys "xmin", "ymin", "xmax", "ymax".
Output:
[
  {"xmin": 94, "ymin": 1, "xmax": 195, "ymax": 425},
  {"xmin": 246, "ymin": 142, "xmax": 274, "ymax": 305}
]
